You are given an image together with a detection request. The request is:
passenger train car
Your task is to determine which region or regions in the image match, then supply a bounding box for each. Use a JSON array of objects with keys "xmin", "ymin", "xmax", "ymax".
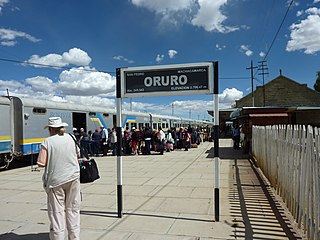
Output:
[{"xmin": 0, "ymin": 96, "xmax": 213, "ymax": 168}]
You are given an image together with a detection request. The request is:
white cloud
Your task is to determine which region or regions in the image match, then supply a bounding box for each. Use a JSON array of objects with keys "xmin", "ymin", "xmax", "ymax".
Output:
[
  {"xmin": 259, "ymin": 51, "xmax": 266, "ymax": 57},
  {"xmin": 296, "ymin": 10, "xmax": 304, "ymax": 17},
  {"xmin": 1, "ymin": 40, "xmax": 15, "ymax": 46},
  {"xmin": 1, "ymin": 71, "xmax": 241, "ymax": 120},
  {"xmin": 58, "ymin": 66, "xmax": 115, "ymax": 96},
  {"xmin": 131, "ymin": 0, "xmax": 196, "ymax": 28},
  {"xmin": 0, "ymin": 28, "xmax": 40, "ymax": 46},
  {"xmin": 65, "ymin": 95, "xmax": 115, "ymax": 109},
  {"xmin": 172, "ymin": 100, "xmax": 212, "ymax": 115},
  {"xmin": 286, "ymin": 8, "xmax": 320, "ymax": 54},
  {"xmin": 191, "ymin": 0, "xmax": 238, "ymax": 33},
  {"xmin": 168, "ymin": 49, "xmax": 178, "ymax": 58},
  {"xmin": 306, "ymin": 7, "xmax": 320, "ymax": 15},
  {"xmin": 286, "ymin": 0, "xmax": 299, "ymax": 7},
  {"xmin": 0, "ymin": 79, "xmax": 25, "ymax": 90},
  {"xmin": 215, "ymin": 44, "xmax": 226, "ymax": 51},
  {"xmin": 62, "ymin": 48, "xmax": 92, "ymax": 66},
  {"xmin": 113, "ymin": 55, "xmax": 134, "ymax": 64},
  {"xmin": 0, "ymin": 79, "xmax": 46, "ymax": 98},
  {"xmin": 0, "ymin": 65, "xmax": 116, "ymax": 108},
  {"xmin": 314, "ymin": 0, "xmax": 320, "ymax": 3},
  {"xmin": 219, "ymin": 88, "xmax": 243, "ymax": 104},
  {"xmin": 0, "ymin": 0, "xmax": 9, "ymax": 13},
  {"xmin": 27, "ymin": 54, "xmax": 65, "ymax": 68},
  {"xmin": 0, "ymin": 45, "xmax": 112, "ymax": 106},
  {"xmin": 26, "ymin": 48, "xmax": 92, "ymax": 68},
  {"xmin": 240, "ymin": 45, "xmax": 253, "ymax": 56},
  {"xmin": 130, "ymin": 0, "xmax": 237, "ymax": 33},
  {"xmin": 130, "ymin": 0, "xmax": 194, "ymax": 13},
  {"xmin": 25, "ymin": 76, "xmax": 55, "ymax": 93},
  {"xmin": 156, "ymin": 54, "xmax": 164, "ymax": 63},
  {"xmin": 0, "ymin": 0, "xmax": 9, "ymax": 6},
  {"xmin": 162, "ymin": 88, "xmax": 242, "ymax": 117},
  {"xmin": 123, "ymin": 101, "xmax": 155, "ymax": 112}
]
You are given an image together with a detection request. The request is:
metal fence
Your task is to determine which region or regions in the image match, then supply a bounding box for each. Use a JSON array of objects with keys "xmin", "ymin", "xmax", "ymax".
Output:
[{"xmin": 252, "ymin": 125, "xmax": 320, "ymax": 240}]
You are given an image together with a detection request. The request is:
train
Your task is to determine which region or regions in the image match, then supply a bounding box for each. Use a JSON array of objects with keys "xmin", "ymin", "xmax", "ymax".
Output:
[{"xmin": 0, "ymin": 96, "xmax": 213, "ymax": 168}]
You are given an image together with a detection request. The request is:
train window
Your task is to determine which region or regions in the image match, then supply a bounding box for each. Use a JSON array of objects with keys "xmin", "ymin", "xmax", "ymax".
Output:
[
  {"xmin": 166, "ymin": 123, "xmax": 169, "ymax": 128},
  {"xmin": 138, "ymin": 123, "xmax": 144, "ymax": 129},
  {"xmin": 125, "ymin": 123, "xmax": 129, "ymax": 130},
  {"xmin": 145, "ymin": 123, "xmax": 150, "ymax": 128},
  {"xmin": 162, "ymin": 123, "xmax": 166, "ymax": 128},
  {"xmin": 33, "ymin": 108, "xmax": 46, "ymax": 114},
  {"xmin": 89, "ymin": 112, "xmax": 96, "ymax": 116},
  {"xmin": 103, "ymin": 113, "xmax": 109, "ymax": 117},
  {"xmin": 131, "ymin": 123, "xmax": 137, "ymax": 129},
  {"xmin": 153, "ymin": 123, "xmax": 157, "ymax": 130}
]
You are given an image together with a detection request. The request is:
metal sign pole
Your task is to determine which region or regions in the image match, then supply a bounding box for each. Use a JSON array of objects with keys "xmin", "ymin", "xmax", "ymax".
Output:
[
  {"xmin": 213, "ymin": 62, "xmax": 220, "ymax": 221},
  {"xmin": 116, "ymin": 68, "xmax": 123, "ymax": 218}
]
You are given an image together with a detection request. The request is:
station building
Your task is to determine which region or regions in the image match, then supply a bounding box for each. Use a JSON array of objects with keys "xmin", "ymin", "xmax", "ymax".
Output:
[{"xmin": 208, "ymin": 74, "xmax": 320, "ymax": 151}]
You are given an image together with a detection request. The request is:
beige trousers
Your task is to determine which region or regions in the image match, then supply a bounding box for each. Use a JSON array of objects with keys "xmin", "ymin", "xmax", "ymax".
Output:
[{"xmin": 47, "ymin": 179, "xmax": 81, "ymax": 240}]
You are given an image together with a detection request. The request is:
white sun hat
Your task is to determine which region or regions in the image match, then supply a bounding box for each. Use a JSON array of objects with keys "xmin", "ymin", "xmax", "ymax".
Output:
[{"xmin": 45, "ymin": 117, "xmax": 68, "ymax": 128}]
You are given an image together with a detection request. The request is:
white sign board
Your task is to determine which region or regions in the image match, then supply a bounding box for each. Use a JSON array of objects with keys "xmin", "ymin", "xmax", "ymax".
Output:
[{"xmin": 120, "ymin": 62, "xmax": 214, "ymax": 98}]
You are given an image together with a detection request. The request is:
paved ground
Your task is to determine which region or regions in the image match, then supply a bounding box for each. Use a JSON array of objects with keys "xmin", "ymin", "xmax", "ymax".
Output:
[{"xmin": 0, "ymin": 139, "xmax": 305, "ymax": 239}]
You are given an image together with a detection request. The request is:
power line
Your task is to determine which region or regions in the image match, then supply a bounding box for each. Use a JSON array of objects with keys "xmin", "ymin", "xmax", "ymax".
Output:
[
  {"xmin": 262, "ymin": 0, "xmax": 295, "ymax": 61},
  {"xmin": 253, "ymin": 0, "xmax": 276, "ymax": 53},
  {"xmin": 0, "ymin": 57, "xmax": 116, "ymax": 74},
  {"xmin": 254, "ymin": 77, "xmax": 262, "ymax": 84},
  {"xmin": 0, "ymin": 56, "xmax": 251, "ymax": 80},
  {"xmin": 252, "ymin": 0, "xmax": 294, "ymax": 82}
]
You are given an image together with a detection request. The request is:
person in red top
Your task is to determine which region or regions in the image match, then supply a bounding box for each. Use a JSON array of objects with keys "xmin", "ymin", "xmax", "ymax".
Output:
[{"xmin": 131, "ymin": 127, "xmax": 139, "ymax": 155}]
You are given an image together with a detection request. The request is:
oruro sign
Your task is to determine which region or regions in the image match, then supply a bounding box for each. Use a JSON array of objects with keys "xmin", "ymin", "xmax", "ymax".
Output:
[{"xmin": 119, "ymin": 62, "xmax": 214, "ymax": 98}]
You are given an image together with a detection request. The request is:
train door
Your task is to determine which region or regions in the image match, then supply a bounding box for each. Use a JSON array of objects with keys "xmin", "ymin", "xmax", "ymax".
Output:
[
  {"xmin": 10, "ymin": 97, "xmax": 23, "ymax": 154},
  {"xmin": 72, "ymin": 112, "xmax": 87, "ymax": 131}
]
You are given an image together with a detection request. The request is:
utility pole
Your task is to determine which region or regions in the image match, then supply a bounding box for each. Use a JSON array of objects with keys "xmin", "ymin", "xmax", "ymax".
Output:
[
  {"xmin": 258, "ymin": 60, "xmax": 269, "ymax": 106},
  {"xmin": 246, "ymin": 60, "xmax": 257, "ymax": 107}
]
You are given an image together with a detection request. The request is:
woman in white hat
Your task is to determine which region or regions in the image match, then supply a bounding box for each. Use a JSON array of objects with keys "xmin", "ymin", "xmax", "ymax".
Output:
[{"xmin": 37, "ymin": 117, "xmax": 81, "ymax": 240}]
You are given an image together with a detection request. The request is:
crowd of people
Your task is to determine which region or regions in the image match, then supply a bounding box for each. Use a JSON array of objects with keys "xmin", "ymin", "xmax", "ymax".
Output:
[{"xmin": 72, "ymin": 125, "xmax": 207, "ymax": 158}]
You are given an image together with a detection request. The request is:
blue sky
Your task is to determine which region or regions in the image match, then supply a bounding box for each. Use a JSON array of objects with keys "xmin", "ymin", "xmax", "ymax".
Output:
[{"xmin": 0, "ymin": 0, "xmax": 319, "ymax": 120}]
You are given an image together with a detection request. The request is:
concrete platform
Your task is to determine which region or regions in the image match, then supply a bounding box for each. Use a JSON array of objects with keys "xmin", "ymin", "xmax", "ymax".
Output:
[{"xmin": 0, "ymin": 139, "xmax": 305, "ymax": 239}]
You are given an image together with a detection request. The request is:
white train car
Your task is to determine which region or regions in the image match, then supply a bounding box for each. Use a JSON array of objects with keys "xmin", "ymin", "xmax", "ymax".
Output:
[
  {"xmin": 121, "ymin": 110, "xmax": 152, "ymax": 130},
  {"xmin": 0, "ymin": 96, "xmax": 117, "ymax": 167},
  {"xmin": 0, "ymin": 97, "xmax": 11, "ymax": 165},
  {"xmin": 150, "ymin": 113, "xmax": 180, "ymax": 132},
  {"xmin": 0, "ymin": 96, "xmax": 213, "ymax": 168}
]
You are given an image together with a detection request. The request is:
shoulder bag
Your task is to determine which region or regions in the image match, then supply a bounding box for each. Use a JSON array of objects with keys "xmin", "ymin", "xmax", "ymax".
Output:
[{"xmin": 69, "ymin": 133, "xmax": 100, "ymax": 183}]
